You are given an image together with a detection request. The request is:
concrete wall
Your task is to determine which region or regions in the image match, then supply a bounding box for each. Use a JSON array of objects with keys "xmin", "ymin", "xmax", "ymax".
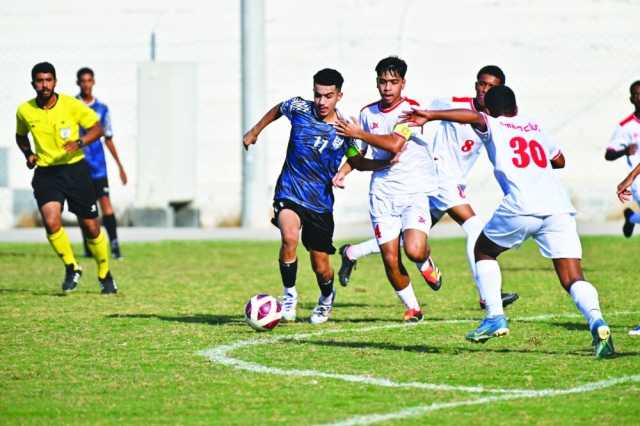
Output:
[{"xmin": 1, "ymin": 0, "xmax": 638, "ymax": 229}]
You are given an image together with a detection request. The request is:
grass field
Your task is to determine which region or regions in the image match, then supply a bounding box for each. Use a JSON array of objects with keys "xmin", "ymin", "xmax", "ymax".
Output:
[{"xmin": 1, "ymin": 236, "xmax": 639, "ymax": 425}]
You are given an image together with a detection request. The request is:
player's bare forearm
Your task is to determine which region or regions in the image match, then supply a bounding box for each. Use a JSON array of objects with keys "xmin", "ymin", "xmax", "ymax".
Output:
[
  {"xmin": 83, "ymin": 123, "xmax": 104, "ymax": 144},
  {"xmin": 335, "ymin": 117, "xmax": 406, "ymax": 154},
  {"xmin": 105, "ymin": 138, "xmax": 124, "ymax": 168},
  {"xmin": 617, "ymin": 163, "xmax": 640, "ymax": 202},
  {"xmin": 402, "ymin": 109, "xmax": 486, "ymax": 132},
  {"xmin": 243, "ymin": 103, "xmax": 283, "ymax": 149}
]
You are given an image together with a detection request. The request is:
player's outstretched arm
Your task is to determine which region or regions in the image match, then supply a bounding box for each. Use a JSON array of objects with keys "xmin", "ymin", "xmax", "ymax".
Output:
[
  {"xmin": 400, "ymin": 108, "xmax": 487, "ymax": 132},
  {"xmin": 243, "ymin": 103, "xmax": 283, "ymax": 150},
  {"xmin": 617, "ymin": 163, "xmax": 640, "ymax": 202},
  {"xmin": 104, "ymin": 137, "xmax": 128, "ymax": 185},
  {"xmin": 335, "ymin": 117, "xmax": 406, "ymax": 154},
  {"xmin": 15, "ymin": 134, "xmax": 38, "ymax": 169},
  {"xmin": 605, "ymin": 143, "xmax": 637, "ymax": 161}
]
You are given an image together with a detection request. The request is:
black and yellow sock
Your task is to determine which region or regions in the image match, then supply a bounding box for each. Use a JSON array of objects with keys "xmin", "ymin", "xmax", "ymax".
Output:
[
  {"xmin": 87, "ymin": 230, "xmax": 110, "ymax": 279},
  {"xmin": 47, "ymin": 227, "xmax": 78, "ymax": 269}
]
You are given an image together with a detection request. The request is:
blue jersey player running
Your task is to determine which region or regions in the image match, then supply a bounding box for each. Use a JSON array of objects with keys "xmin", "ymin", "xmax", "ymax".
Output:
[
  {"xmin": 76, "ymin": 67, "xmax": 128, "ymax": 259},
  {"xmin": 243, "ymin": 69, "xmax": 390, "ymax": 324}
]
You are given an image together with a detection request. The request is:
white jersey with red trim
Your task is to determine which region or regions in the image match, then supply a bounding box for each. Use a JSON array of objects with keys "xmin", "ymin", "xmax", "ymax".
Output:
[
  {"xmin": 607, "ymin": 113, "xmax": 640, "ymax": 170},
  {"xmin": 356, "ymin": 97, "xmax": 438, "ymax": 197},
  {"xmin": 482, "ymin": 113, "xmax": 575, "ymax": 216},
  {"xmin": 428, "ymin": 96, "xmax": 484, "ymax": 185}
]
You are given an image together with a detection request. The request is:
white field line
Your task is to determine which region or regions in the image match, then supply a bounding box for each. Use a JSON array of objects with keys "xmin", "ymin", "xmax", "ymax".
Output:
[
  {"xmin": 197, "ymin": 311, "xmax": 638, "ymax": 397},
  {"xmin": 323, "ymin": 374, "xmax": 640, "ymax": 426}
]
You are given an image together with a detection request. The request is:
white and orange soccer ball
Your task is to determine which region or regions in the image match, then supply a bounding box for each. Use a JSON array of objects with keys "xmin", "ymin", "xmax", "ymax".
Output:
[{"xmin": 244, "ymin": 294, "xmax": 282, "ymax": 331}]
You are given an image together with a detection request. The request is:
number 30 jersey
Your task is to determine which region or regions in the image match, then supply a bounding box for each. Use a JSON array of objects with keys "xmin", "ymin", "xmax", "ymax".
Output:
[
  {"xmin": 274, "ymin": 97, "xmax": 350, "ymax": 213},
  {"xmin": 428, "ymin": 97, "xmax": 484, "ymax": 185},
  {"xmin": 482, "ymin": 113, "xmax": 575, "ymax": 216}
]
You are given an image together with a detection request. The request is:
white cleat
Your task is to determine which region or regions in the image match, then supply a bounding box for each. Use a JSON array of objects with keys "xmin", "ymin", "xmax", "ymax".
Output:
[
  {"xmin": 281, "ymin": 293, "xmax": 297, "ymax": 322},
  {"xmin": 309, "ymin": 290, "xmax": 335, "ymax": 325}
]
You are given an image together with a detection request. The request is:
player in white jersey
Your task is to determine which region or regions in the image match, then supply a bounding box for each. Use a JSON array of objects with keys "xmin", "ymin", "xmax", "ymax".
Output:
[
  {"xmin": 336, "ymin": 66, "xmax": 518, "ymax": 310},
  {"xmin": 333, "ymin": 56, "xmax": 440, "ymax": 323},
  {"xmin": 605, "ymin": 80, "xmax": 640, "ymax": 238},
  {"xmin": 401, "ymin": 85, "xmax": 615, "ymax": 358},
  {"xmin": 617, "ymin": 159, "xmax": 640, "ymax": 336}
]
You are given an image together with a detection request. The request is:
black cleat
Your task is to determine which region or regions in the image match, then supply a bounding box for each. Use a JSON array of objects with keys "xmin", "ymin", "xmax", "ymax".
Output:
[
  {"xmin": 338, "ymin": 244, "xmax": 357, "ymax": 287},
  {"xmin": 110, "ymin": 239, "xmax": 123, "ymax": 260},
  {"xmin": 99, "ymin": 272, "xmax": 118, "ymax": 295},
  {"xmin": 479, "ymin": 292, "xmax": 519, "ymax": 310},
  {"xmin": 62, "ymin": 265, "xmax": 82, "ymax": 293},
  {"xmin": 623, "ymin": 208, "xmax": 635, "ymax": 238}
]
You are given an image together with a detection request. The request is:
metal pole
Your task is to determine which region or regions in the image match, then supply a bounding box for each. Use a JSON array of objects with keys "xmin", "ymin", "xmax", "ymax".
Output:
[
  {"xmin": 241, "ymin": 0, "xmax": 265, "ymax": 227},
  {"xmin": 150, "ymin": 31, "xmax": 156, "ymax": 61}
]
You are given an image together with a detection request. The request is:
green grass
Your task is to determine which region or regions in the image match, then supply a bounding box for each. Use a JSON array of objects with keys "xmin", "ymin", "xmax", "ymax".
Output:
[{"xmin": 1, "ymin": 236, "xmax": 639, "ymax": 425}]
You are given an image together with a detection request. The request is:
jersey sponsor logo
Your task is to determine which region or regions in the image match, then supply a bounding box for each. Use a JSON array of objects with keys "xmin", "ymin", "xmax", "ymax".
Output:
[
  {"xmin": 331, "ymin": 135, "xmax": 345, "ymax": 150},
  {"xmin": 418, "ymin": 216, "xmax": 426, "ymax": 224},
  {"xmin": 499, "ymin": 121, "xmax": 539, "ymax": 133}
]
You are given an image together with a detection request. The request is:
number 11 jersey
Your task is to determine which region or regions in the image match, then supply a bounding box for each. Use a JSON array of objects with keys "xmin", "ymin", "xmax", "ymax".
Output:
[{"xmin": 482, "ymin": 113, "xmax": 575, "ymax": 216}]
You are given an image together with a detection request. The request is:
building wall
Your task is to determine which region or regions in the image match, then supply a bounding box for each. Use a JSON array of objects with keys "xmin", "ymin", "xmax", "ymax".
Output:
[{"xmin": 1, "ymin": 0, "xmax": 638, "ymax": 228}]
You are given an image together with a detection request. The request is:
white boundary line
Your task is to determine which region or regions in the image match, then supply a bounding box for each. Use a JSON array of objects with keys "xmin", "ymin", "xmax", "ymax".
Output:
[{"xmin": 197, "ymin": 311, "xmax": 639, "ymax": 424}]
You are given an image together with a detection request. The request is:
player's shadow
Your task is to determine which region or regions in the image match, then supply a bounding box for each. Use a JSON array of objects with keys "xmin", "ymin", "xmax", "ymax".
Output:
[
  {"xmin": 0, "ymin": 251, "xmax": 50, "ymax": 258},
  {"xmin": 518, "ymin": 320, "xmax": 631, "ymax": 333},
  {"xmin": 106, "ymin": 313, "xmax": 245, "ymax": 326},
  {"xmin": 298, "ymin": 302, "xmax": 395, "ymax": 309},
  {"xmin": 292, "ymin": 338, "xmax": 443, "ymax": 354},
  {"xmin": 0, "ymin": 288, "xmax": 67, "ymax": 297}
]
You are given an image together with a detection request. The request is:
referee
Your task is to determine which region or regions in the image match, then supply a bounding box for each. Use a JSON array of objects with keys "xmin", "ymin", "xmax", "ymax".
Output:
[{"xmin": 15, "ymin": 62, "xmax": 117, "ymax": 294}]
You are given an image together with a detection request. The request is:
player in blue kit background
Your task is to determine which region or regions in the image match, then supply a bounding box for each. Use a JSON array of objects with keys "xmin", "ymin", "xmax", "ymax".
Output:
[
  {"xmin": 76, "ymin": 67, "xmax": 128, "ymax": 259},
  {"xmin": 243, "ymin": 68, "xmax": 391, "ymax": 324}
]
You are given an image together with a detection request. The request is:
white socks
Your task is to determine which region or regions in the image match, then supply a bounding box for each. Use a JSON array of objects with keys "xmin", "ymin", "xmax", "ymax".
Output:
[
  {"xmin": 347, "ymin": 238, "xmax": 380, "ymax": 260},
  {"xmin": 476, "ymin": 260, "xmax": 504, "ymax": 317},
  {"xmin": 284, "ymin": 286, "xmax": 298, "ymax": 299},
  {"xmin": 569, "ymin": 280, "xmax": 603, "ymax": 329},
  {"xmin": 461, "ymin": 216, "xmax": 484, "ymax": 283},
  {"xmin": 395, "ymin": 282, "xmax": 420, "ymax": 311}
]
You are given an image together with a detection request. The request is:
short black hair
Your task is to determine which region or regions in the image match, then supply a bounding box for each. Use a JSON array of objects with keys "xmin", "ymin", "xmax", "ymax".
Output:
[
  {"xmin": 313, "ymin": 68, "xmax": 344, "ymax": 90},
  {"xmin": 477, "ymin": 65, "xmax": 506, "ymax": 85},
  {"xmin": 77, "ymin": 67, "xmax": 94, "ymax": 80},
  {"xmin": 375, "ymin": 56, "xmax": 407, "ymax": 79},
  {"xmin": 31, "ymin": 62, "xmax": 56, "ymax": 81},
  {"xmin": 484, "ymin": 85, "xmax": 517, "ymax": 116},
  {"xmin": 630, "ymin": 80, "xmax": 640, "ymax": 94}
]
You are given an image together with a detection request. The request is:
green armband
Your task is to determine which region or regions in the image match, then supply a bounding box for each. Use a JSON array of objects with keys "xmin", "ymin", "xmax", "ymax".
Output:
[{"xmin": 346, "ymin": 146, "xmax": 360, "ymax": 158}]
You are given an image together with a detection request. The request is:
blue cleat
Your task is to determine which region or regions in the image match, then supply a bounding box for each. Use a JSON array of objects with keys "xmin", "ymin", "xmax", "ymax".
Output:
[
  {"xmin": 591, "ymin": 319, "xmax": 615, "ymax": 359},
  {"xmin": 465, "ymin": 315, "xmax": 509, "ymax": 343},
  {"xmin": 629, "ymin": 325, "xmax": 640, "ymax": 337}
]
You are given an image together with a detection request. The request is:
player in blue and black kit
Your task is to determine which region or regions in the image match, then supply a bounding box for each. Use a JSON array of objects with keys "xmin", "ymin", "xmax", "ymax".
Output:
[
  {"xmin": 76, "ymin": 67, "xmax": 128, "ymax": 259},
  {"xmin": 243, "ymin": 69, "xmax": 390, "ymax": 324}
]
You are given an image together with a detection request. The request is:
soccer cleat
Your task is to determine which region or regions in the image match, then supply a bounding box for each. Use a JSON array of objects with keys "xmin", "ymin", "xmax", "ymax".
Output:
[
  {"xmin": 98, "ymin": 272, "xmax": 118, "ymax": 295},
  {"xmin": 591, "ymin": 319, "xmax": 615, "ymax": 359},
  {"xmin": 420, "ymin": 257, "xmax": 442, "ymax": 291},
  {"xmin": 623, "ymin": 208, "xmax": 635, "ymax": 238},
  {"xmin": 62, "ymin": 264, "xmax": 82, "ymax": 293},
  {"xmin": 465, "ymin": 315, "xmax": 509, "ymax": 343},
  {"xmin": 281, "ymin": 292, "xmax": 298, "ymax": 322},
  {"xmin": 629, "ymin": 325, "xmax": 640, "ymax": 337},
  {"xmin": 309, "ymin": 290, "xmax": 335, "ymax": 325},
  {"xmin": 479, "ymin": 292, "xmax": 520, "ymax": 310},
  {"xmin": 338, "ymin": 244, "xmax": 357, "ymax": 287},
  {"xmin": 111, "ymin": 239, "xmax": 123, "ymax": 260},
  {"xmin": 403, "ymin": 308, "xmax": 424, "ymax": 323}
]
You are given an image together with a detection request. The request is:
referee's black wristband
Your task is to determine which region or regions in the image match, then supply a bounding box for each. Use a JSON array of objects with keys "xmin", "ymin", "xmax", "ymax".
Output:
[
  {"xmin": 76, "ymin": 139, "xmax": 86, "ymax": 148},
  {"xmin": 21, "ymin": 149, "xmax": 35, "ymax": 159}
]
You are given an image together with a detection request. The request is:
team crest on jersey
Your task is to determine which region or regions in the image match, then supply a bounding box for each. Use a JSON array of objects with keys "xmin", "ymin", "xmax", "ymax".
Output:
[
  {"xmin": 331, "ymin": 135, "xmax": 345, "ymax": 150},
  {"xmin": 59, "ymin": 127, "xmax": 71, "ymax": 139}
]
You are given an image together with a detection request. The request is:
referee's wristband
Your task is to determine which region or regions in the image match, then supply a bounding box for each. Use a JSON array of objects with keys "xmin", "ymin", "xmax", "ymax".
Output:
[{"xmin": 76, "ymin": 139, "xmax": 86, "ymax": 148}]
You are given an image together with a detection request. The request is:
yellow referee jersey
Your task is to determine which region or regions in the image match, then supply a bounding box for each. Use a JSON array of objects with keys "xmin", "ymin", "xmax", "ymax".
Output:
[{"xmin": 16, "ymin": 94, "xmax": 99, "ymax": 167}]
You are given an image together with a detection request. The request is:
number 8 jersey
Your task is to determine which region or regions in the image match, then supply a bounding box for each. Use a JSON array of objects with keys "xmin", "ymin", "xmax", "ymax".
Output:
[{"xmin": 481, "ymin": 113, "xmax": 576, "ymax": 216}]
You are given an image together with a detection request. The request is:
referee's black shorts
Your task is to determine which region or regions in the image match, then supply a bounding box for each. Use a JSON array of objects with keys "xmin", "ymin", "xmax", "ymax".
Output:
[
  {"xmin": 31, "ymin": 160, "xmax": 99, "ymax": 219},
  {"xmin": 272, "ymin": 199, "xmax": 336, "ymax": 254}
]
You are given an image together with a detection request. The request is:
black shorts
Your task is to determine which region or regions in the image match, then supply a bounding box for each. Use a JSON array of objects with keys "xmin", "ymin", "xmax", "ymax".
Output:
[
  {"xmin": 272, "ymin": 199, "xmax": 336, "ymax": 254},
  {"xmin": 31, "ymin": 160, "xmax": 99, "ymax": 219},
  {"xmin": 92, "ymin": 177, "xmax": 110, "ymax": 198}
]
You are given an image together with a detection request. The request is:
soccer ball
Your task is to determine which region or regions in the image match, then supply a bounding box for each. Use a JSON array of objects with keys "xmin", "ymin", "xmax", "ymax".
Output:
[{"xmin": 244, "ymin": 294, "xmax": 282, "ymax": 331}]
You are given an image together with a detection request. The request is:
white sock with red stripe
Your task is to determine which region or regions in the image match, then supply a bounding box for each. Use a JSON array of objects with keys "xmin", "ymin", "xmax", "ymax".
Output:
[
  {"xmin": 346, "ymin": 238, "xmax": 380, "ymax": 260},
  {"xmin": 569, "ymin": 280, "xmax": 603, "ymax": 329},
  {"xmin": 476, "ymin": 260, "xmax": 504, "ymax": 317},
  {"xmin": 461, "ymin": 215, "xmax": 484, "ymax": 284},
  {"xmin": 395, "ymin": 282, "xmax": 420, "ymax": 311}
]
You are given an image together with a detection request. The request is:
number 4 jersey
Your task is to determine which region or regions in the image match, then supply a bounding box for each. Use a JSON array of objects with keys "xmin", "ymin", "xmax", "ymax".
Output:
[{"xmin": 481, "ymin": 113, "xmax": 575, "ymax": 216}]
